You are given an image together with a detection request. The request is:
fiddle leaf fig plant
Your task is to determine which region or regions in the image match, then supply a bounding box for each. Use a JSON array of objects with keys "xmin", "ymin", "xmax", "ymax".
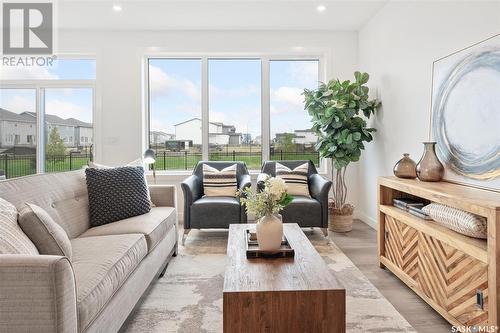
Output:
[{"xmin": 303, "ymin": 71, "xmax": 380, "ymax": 213}]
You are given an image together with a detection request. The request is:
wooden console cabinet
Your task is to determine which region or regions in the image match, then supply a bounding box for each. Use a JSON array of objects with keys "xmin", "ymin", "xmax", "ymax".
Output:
[{"xmin": 378, "ymin": 176, "xmax": 500, "ymax": 327}]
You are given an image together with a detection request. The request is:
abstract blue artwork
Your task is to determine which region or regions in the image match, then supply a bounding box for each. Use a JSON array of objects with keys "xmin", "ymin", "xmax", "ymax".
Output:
[{"xmin": 431, "ymin": 34, "xmax": 500, "ymax": 192}]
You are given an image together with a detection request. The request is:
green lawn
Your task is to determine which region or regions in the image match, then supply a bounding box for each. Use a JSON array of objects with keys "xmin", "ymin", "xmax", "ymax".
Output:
[
  {"xmin": 1, "ymin": 151, "xmax": 320, "ymax": 178},
  {"xmin": 0, "ymin": 155, "xmax": 91, "ymax": 179}
]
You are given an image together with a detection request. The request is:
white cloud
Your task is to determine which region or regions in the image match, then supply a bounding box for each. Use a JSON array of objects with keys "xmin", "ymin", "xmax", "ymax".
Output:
[
  {"xmin": 209, "ymin": 84, "xmax": 258, "ymax": 99},
  {"xmin": 150, "ymin": 118, "xmax": 173, "ymax": 134},
  {"xmin": 46, "ymin": 99, "xmax": 92, "ymax": 123},
  {"xmin": 149, "ymin": 65, "xmax": 200, "ymax": 101},
  {"xmin": 271, "ymin": 86, "xmax": 304, "ymax": 106},
  {"xmin": 0, "ymin": 65, "xmax": 58, "ymax": 80},
  {"xmin": 209, "ymin": 111, "xmax": 225, "ymax": 123},
  {"xmin": 1, "ymin": 94, "xmax": 35, "ymax": 113},
  {"xmin": 289, "ymin": 61, "xmax": 319, "ymax": 87}
]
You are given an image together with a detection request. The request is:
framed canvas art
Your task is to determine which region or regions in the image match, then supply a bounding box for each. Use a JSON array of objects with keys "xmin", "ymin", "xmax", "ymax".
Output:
[{"xmin": 430, "ymin": 34, "xmax": 500, "ymax": 192}]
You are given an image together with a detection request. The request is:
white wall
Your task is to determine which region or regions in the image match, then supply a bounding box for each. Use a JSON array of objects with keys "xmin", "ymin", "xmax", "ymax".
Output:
[{"xmin": 356, "ymin": 1, "xmax": 500, "ymax": 228}]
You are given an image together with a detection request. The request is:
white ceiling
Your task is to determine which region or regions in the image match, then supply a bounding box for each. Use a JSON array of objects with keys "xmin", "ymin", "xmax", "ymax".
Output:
[{"xmin": 57, "ymin": 0, "xmax": 388, "ymax": 31}]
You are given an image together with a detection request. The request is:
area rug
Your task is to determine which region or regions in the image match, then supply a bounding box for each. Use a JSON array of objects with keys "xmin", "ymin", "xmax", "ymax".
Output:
[{"xmin": 122, "ymin": 229, "xmax": 416, "ymax": 332}]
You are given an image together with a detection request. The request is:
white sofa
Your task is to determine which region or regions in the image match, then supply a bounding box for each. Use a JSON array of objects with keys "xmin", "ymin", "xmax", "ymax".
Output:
[{"xmin": 0, "ymin": 170, "xmax": 178, "ymax": 333}]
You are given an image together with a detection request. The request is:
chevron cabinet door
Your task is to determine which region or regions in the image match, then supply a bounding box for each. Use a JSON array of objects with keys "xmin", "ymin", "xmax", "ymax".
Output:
[
  {"xmin": 384, "ymin": 216, "xmax": 419, "ymax": 282},
  {"xmin": 418, "ymin": 232, "xmax": 489, "ymax": 326}
]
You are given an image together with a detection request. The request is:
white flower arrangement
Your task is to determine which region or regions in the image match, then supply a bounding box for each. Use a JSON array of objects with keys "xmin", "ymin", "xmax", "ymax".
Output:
[{"xmin": 239, "ymin": 176, "xmax": 293, "ymax": 220}]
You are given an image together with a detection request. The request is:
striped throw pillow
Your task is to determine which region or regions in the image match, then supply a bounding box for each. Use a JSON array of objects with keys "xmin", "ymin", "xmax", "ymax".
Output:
[
  {"xmin": 276, "ymin": 162, "xmax": 310, "ymax": 197},
  {"xmin": 0, "ymin": 198, "xmax": 39, "ymax": 255},
  {"xmin": 203, "ymin": 164, "xmax": 238, "ymax": 197}
]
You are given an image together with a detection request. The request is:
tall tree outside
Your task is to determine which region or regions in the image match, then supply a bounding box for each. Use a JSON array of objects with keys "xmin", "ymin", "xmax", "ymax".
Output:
[{"xmin": 46, "ymin": 127, "xmax": 66, "ymax": 159}]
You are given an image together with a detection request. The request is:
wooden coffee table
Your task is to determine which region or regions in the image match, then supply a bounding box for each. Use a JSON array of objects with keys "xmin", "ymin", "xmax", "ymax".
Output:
[{"xmin": 223, "ymin": 223, "xmax": 346, "ymax": 333}]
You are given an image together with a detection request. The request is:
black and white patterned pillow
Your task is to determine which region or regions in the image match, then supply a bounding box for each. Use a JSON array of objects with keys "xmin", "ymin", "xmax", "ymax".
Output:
[
  {"xmin": 203, "ymin": 164, "xmax": 238, "ymax": 197},
  {"xmin": 276, "ymin": 162, "xmax": 311, "ymax": 197},
  {"xmin": 85, "ymin": 166, "xmax": 151, "ymax": 227}
]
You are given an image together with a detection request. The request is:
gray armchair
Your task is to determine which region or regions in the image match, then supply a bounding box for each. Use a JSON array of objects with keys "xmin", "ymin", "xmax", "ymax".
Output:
[
  {"xmin": 181, "ymin": 161, "xmax": 251, "ymax": 244},
  {"xmin": 257, "ymin": 160, "xmax": 332, "ymax": 236}
]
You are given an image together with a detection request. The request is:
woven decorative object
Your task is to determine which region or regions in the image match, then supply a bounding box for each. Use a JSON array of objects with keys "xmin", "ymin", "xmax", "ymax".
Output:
[
  {"xmin": 422, "ymin": 203, "xmax": 487, "ymax": 239},
  {"xmin": 328, "ymin": 199, "xmax": 353, "ymax": 232},
  {"xmin": 85, "ymin": 166, "xmax": 151, "ymax": 227}
]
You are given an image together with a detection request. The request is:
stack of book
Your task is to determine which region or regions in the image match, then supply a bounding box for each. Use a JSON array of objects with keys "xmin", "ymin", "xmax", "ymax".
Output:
[{"xmin": 393, "ymin": 198, "xmax": 432, "ymax": 220}]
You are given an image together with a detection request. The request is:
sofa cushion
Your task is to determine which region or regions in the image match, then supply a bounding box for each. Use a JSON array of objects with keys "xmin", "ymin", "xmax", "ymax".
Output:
[
  {"xmin": 0, "ymin": 198, "xmax": 39, "ymax": 255},
  {"xmin": 0, "ymin": 170, "xmax": 90, "ymax": 238},
  {"xmin": 18, "ymin": 203, "xmax": 72, "ymax": 260},
  {"xmin": 79, "ymin": 207, "xmax": 176, "ymax": 252},
  {"xmin": 71, "ymin": 234, "xmax": 147, "ymax": 332},
  {"xmin": 281, "ymin": 196, "xmax": 322, "ymax": 227},
  {"xmin": 85, "ymin": 166, "xmax": 151, "ymax": 227},
  {"xmin": 190, "ymin": 196, "xmax": 241, "ymax": 228}
]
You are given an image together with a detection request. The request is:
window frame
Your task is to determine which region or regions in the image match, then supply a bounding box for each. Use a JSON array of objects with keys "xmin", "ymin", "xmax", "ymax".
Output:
[
  {"xmin": 144, "ymin": 53, "xmax": 326, "ymax": 173},
  {"xmin": 0, "ymin": 56, "xmax": 97, "ymax": 174}
]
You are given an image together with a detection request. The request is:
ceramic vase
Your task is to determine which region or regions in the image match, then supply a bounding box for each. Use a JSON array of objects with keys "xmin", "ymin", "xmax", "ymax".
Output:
[
  {"xmin": 393, "ymin": 153, "xmax": 417, "ymax": 179},
  {"xmin": 256, "ymin": 214, "xmax": 283, "ymax": 251},
  {"xmin": 416, "ymin": 142, "xmax": 444, "ymax": 182}
]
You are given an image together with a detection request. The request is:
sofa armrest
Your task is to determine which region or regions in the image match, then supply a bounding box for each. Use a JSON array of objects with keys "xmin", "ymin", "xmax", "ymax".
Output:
[
  {"xmin": 309, "ymin": 173, "xmax": 332, "ymax": 201},
  {"xmin": 256, "ymin": 173, "xmax": 269, "ymax": 192},
  {"xmin": 180, "ymin": 175, "xmax": 202, "ymax": 229},
  {"xmin": 149, "ymin": 184, "xmax": 176, "ymax": 207},
  {"xmin": 309, "ymin": 173, "xmax": 333, "ymax": 228},
  {"xmin": 180, "ymin": 175, "xmax": 201, "ymax": 203},
  {"xmin": 0, "ymin": 255, "xmax": 78, "ymax": 333},
  {"xmin": 238, "ymin": 174, "xmax": 252, "ymax": 195}
]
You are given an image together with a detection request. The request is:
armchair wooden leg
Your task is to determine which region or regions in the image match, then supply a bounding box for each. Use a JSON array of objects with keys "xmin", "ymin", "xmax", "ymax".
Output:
[
  {"xmin": 182, "ymin": 229, "xmax": 191, "ymax": 246},
  {"xmin": 321, "ymin": 228, "xmax": 329, "ymax": 237}
]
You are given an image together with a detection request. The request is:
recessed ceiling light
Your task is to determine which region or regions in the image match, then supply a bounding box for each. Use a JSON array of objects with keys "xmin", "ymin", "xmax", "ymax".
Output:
[
  {"xmin": 316, "ymin": 4, "xmax": 326, "ymax": 12},
  {"xmin": 112, "ymin": 4, "xmax": 122, "ymax": 12}
]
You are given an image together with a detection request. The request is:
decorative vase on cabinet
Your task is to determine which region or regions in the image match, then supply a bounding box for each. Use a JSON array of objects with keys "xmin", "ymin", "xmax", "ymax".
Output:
[
  {"xmin": 393, "ymin": 153, "xmax": 417, "ymax": 179},
  {"xmin": 416, "ymin": 142, "xmax": 444, "ymax": 182}
]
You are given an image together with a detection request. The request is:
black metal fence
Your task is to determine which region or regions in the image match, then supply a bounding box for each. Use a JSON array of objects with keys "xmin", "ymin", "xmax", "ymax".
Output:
[
  {"xmin": 0, "ymin": 153, "xmax": 92, "ymax": 179},
  {"xmin": 151, "ymin": 150, "xmax": 320, "ymax": 171},
  {"xmin": 0, "ymin": 151, "xmax": 320, "ymax": 178}
]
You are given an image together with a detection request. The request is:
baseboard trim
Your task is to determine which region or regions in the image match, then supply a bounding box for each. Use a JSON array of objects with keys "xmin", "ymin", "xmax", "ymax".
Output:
[{"xmin": 354, "ymin": 210, "xmax": 377, "ymax": 230}]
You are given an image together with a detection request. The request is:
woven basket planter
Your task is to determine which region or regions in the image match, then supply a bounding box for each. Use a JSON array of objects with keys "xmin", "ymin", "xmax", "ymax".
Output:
[{"xmin": 328, "ymin": 200, "xmax": 353, "ymax": 233}]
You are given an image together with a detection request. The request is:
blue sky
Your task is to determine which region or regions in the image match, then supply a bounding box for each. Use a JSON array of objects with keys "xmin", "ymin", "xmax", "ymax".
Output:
[
  {"xmin": 149, "ymin": 58, "xmax": 319, "ymax": 139},
  {"xmin": 0, "ymin": 59, "xmax": 95, "ymax": 123}
]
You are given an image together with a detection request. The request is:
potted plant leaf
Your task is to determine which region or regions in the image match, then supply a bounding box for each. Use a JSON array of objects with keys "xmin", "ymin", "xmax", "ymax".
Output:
[{"xmin": 303, "ymin": 72, "xmax": 380, "ymax": 232}]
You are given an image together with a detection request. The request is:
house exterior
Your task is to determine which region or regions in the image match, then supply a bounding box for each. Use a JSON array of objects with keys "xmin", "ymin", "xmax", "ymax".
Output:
[
  {"xmin": 0, "ymin": 108, "xmax": 93, "ymax": 150},
  {"xmin": 293, "ymin": 129, "xmax": 317, "ymax": 145},
  {"xmin": 272, "ymin": 129, "xmax": 317, "ymax": 146},
  {"xmin": 150, "ymin": 131, "xmax": 175, "ymax": 146},
  {"xmin": 174, "ymin": 118, "xmax": 242, "ymax": 146}
]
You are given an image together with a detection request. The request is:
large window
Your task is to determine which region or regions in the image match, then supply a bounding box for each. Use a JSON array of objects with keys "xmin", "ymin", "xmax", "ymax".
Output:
[
  {"xmin": 208, "ymin": 59, "xmax": 261, "ymax": 169},
  {"xmin": 147, "ymin": 56, "xmax": 321, "ymax": 171},
  {"xmin": 0, "ymin": 89, "xmax": 37, "ymax": 178},
  {"xmin": 270, "ymin": 60, "xmax": 320, "ymax": 165},
  {"xmin": 0, "ymin": 59, "xmax": 95, "ymax": 179},
  {"xmin": 148, "ymin": 59, "xmax": 202, "ymax": 170},
  {"xmin": 44, "ymin": 88, "xmax": 94, "ymax": 173}
]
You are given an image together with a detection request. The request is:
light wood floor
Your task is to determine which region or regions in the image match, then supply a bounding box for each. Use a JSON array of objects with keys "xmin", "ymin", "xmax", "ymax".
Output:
[{"xmin": 331, "ymin": 219, "xmax": 451, "ymax": 333}]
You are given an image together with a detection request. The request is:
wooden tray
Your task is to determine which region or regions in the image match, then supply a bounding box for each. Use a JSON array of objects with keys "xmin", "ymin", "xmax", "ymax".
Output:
[{"xmin": 245, "ymin": 229, "xmax": 295, "ymax": 259}]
